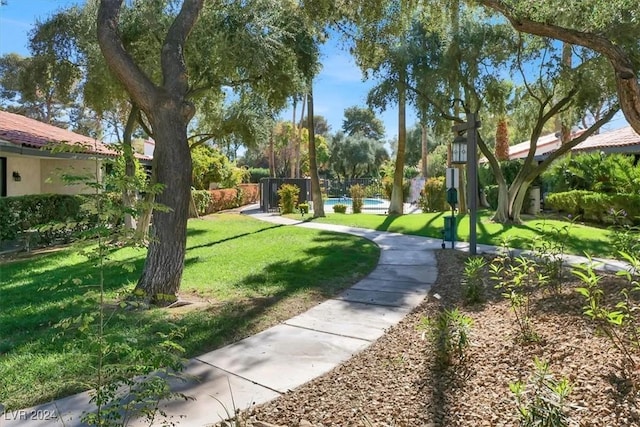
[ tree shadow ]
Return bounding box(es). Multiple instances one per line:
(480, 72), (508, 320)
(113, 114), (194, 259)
(186, 223), (284, 251)
(416, 211), (445, 236)
(1, 227), (380, 408)
(376, 214), (401, 231)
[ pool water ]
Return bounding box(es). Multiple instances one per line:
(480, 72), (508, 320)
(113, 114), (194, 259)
(324, 197), (387, 206)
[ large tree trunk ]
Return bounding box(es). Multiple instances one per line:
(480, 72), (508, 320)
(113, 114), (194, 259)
(492, 180), (510, 223)
(98, 0), (203, 302)
(135, 104), (192, 301)
(480, 0), (640, 136)
(510, 179), (533, 223)
(389, 68), (406, 215)
(307, 87), (325, 218)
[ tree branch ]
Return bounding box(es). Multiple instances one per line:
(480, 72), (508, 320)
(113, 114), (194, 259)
(479, 0), (640, 135)
(161, 0), (203, 98)
(97, 0), (157, 112)
(528, 106), (619, 181)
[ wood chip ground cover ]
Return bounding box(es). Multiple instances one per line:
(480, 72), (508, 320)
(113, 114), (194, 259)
(241, 250), (640, 427)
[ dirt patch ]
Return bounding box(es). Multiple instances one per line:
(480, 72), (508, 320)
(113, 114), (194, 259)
(242, 250), (640, 427)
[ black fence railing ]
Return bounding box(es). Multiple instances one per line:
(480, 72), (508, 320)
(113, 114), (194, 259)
(321, 178), (385, 199)
(260, 178), (311, 213)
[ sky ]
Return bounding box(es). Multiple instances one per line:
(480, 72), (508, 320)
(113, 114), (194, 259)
(0, 0), (415, 141)
(0, 1), (628, 141)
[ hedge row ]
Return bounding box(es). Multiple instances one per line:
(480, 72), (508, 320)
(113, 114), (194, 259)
(192, 184), (260, 216)
(0, 194), (100, 243)
(545, 190), (640, 225)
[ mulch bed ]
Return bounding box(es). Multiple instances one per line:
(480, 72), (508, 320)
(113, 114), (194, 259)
(237, 250), (640, 427)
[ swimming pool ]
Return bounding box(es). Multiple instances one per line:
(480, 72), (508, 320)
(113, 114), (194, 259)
(324, 197), (387, 207)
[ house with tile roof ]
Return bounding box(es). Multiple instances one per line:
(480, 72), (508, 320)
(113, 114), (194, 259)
(0, 111), (151, 197)
(494, 125), (640, 162)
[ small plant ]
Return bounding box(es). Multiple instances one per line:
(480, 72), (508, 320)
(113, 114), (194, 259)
(350, 184), (366, 214)
(298, 203), (309, 215)
(277, 184), (300, 214)
(462, 256), (487, 304)
(531, 217), (574, 293)
(333, 203), (347, 214)
(510, 357), (573, 427)
(608, 208), (640, 259)
(420, 307), (473, 366)
(491, 251), (546, 343)
(574, 253), (640, 374)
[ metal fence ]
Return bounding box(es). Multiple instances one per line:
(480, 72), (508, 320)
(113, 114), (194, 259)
(259, 177), (393, 213)
(259, 178), (311, 212)
(320, 178), (385, 199)
(321, 178), (389, 212)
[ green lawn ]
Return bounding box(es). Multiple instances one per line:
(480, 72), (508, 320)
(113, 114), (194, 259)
(0, 214), (379, 410)
(298, 210), (623, 257)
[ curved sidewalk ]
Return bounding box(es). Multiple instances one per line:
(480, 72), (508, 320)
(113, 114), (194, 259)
(3, 211), (443, 427)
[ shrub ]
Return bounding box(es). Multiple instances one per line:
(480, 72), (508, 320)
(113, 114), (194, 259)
(0, 194), (101, 244)
(350, 184), (366, 213)
(491, 250), (546, 343)
(546, 190), (640, 225)
(382, 176), (411, 202)
(207, 189), (240, 213)
(574, 253), (640, 374)
(403, 165), (421, 179)
(419, 177), (446, 212)
(420, 308), (473, 366)
(237, 183), (259, 205)
(191, 190), (212, 216)
(333, 203), (347, 213)
(510, 357), (573, 427)
(462, 256), (487, 304)
(248, 167), (270, 183)
(298, 203), (309, 214)
(363, 182), (383, 198)
(542, 152), (640, 194)
(277, 184), (300, 214)
(484, 185), (499, 210)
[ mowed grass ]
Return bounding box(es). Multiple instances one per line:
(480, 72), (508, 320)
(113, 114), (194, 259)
(0, 214), (379, 409)
(300, 210), (622, 257)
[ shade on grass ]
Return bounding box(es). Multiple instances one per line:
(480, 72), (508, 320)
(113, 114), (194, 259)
(303, 210), (622, 257)
(0, 214), (379, 409)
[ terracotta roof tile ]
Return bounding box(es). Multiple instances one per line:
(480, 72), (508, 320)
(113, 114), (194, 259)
(0, 110), (119, 156)
(573, 126), (640, 151)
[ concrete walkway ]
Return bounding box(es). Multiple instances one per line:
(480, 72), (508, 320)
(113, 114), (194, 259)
(3, 207), (632, 426)
(3, 209), (443, 427)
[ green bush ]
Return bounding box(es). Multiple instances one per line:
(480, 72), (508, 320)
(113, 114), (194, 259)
(350, 184), (366, 214)
(382, 177), (411, 202)
(0, 194), (102, 244)
(248, 167), (270, 183)
(419, 177), (446, 212)
(333, 203), (347, 213)
(191, 190), (212, 216)
(542, 152), (640, 194)
(298, 203), (309, 214)
(484, 185), (499, 210)
(545, 190), (640, 225)
(277, 184), (300, 214)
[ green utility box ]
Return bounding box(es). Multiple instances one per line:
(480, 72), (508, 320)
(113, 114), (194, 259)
(443, 216), (456, 241)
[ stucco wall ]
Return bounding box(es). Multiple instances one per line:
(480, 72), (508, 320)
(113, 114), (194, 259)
(40, 158), (102, 195)
(6, 155), (41, 196)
